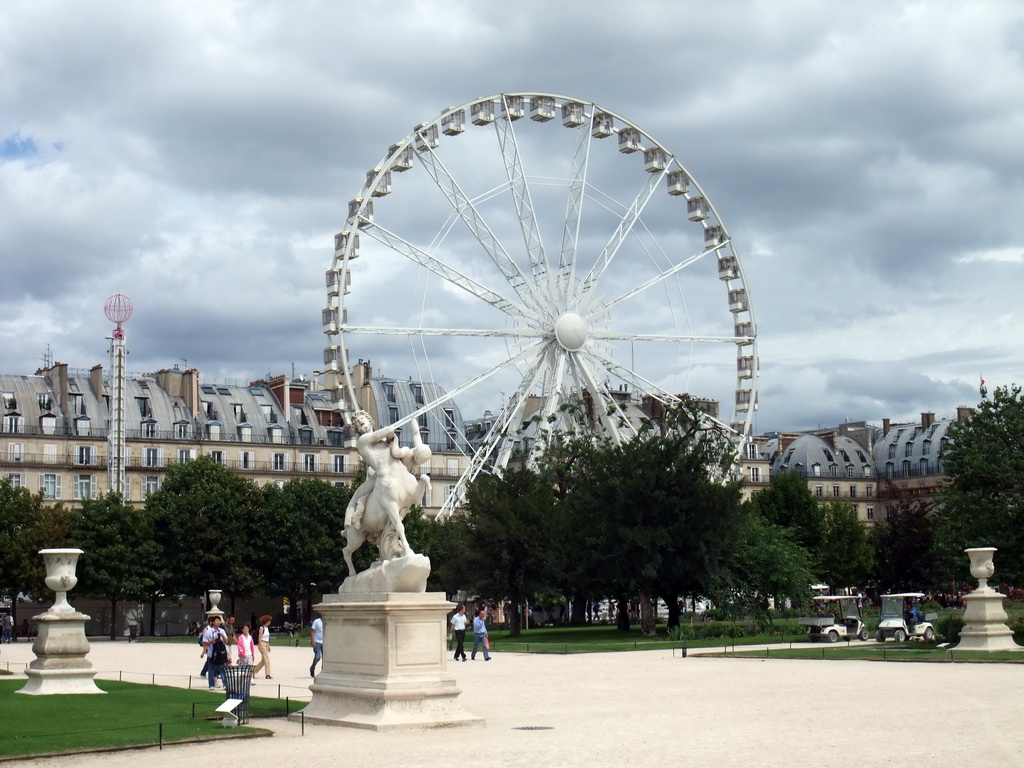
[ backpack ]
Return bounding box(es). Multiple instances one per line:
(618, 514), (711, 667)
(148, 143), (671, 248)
(210, 634), (228, 665)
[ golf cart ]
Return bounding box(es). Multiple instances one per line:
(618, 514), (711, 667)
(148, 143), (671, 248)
(798, 596), (869, 643)
(875, 592), (937, 643)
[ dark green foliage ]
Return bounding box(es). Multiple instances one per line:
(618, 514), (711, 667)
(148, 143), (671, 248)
(71, 493), (160, 638)
(936, 385), (1024, 584)
(749, 470), (825, 572)
(258, 477), (351, 603)
(818, 500), (874, 588)
(146, 456), (263, 600)
(872, 486), (942, 592)
(0, 479), (72, 610)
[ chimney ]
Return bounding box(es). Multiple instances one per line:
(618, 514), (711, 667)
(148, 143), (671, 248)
(882, 418), (891, 437)
(921, 412), (934, 430)
(956, 406), (974, 422)
(89, 364), (105, 398)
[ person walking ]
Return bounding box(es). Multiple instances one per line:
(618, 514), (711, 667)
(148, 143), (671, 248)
(252, 615), (273, 679)
(223, 615), (237, 664)
(471, 607), (491, 661)
(1, 612), (13, 644)
(236, 623), (255, 665)
(309, 613), (324, 678)
(449, 604), (468, 662)
(201, 616), (229, 690)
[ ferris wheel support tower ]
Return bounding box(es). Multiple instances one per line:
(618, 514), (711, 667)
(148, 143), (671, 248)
(104, 294), (133, 499)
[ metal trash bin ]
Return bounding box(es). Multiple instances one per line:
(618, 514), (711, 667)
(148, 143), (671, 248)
(221, 665), (254, 724)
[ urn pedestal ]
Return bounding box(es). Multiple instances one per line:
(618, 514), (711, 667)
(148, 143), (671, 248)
(17, 548), (105, 695)
(291, 592), (482, 731)
(954, 547), (1022, 653)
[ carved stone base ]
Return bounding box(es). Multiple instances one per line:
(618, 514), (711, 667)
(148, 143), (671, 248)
(291, 592), (483, 731)
(339, 553), (431, 594)
(953, 587), (1023, 652)
(17, 611), (105, 695)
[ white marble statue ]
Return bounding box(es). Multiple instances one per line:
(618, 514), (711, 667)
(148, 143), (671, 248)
(341, 410), (432, 587)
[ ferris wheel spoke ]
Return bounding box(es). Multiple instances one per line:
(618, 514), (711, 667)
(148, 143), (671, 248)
(494, 100), (555, 303)
(557, 123), (593, 308)
(343, 325), (545, 339)
(387, 340), (547, 432)
(586, 242), (726, 322)
(589, 331), (739, 344)
(415, 145), (546, 311)
(575, 167), (668, 312)
(360, 222), (543, 325)
(585, 346), (681, 405)
(438, 350), (552, 519)
(573, 355), (624, 445)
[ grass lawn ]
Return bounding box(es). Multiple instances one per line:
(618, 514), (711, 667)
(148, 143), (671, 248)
(485, 623), (802, 653)
(0, 679), (288, 759)
(714, 644), (1024, 663)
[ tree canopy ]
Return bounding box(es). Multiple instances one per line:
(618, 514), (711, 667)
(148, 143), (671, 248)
(936, 385), (1024, 584)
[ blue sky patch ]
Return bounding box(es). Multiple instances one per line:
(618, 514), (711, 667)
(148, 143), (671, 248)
(1, 133), (40, 160)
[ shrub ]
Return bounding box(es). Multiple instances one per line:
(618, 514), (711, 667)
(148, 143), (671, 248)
(936, 615), (965, 643)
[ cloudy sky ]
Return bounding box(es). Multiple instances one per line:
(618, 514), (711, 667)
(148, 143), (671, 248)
(2, 0), (1022, 435)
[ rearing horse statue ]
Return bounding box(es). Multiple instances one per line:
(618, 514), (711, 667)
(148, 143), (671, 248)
(342, 410), (432, 579)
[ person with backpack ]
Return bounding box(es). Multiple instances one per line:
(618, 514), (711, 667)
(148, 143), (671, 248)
(201, 616), (229, 690)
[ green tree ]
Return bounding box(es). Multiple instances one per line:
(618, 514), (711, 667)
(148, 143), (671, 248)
(258, 477), (350, 613)
(718, 507), (814, 625)
(442, 466), (560, 637)
(749, 471), (825, 575)
(562, 401), (743, 636)
(818, 500), (873, 589)
(872, 490), (941, 593)
(71, 492), (160, 639)
(0, 479), (72, 622)
(147, 456), (263, 606)
(936, 385), (1024, 584)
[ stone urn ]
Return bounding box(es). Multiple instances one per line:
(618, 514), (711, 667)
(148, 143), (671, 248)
(207, 589), (224, 618)
(40, 548), (83, 613)
(965, 547), (997, 590)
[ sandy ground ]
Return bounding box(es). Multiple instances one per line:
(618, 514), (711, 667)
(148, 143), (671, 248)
(2, 636), (1024, 767)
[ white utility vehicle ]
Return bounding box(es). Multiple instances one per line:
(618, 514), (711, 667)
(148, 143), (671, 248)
(876, 592), (937, 643)
(798, 595), (869, 643)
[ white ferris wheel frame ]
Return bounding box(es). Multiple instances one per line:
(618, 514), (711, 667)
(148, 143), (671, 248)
(321, 92), (759, 518)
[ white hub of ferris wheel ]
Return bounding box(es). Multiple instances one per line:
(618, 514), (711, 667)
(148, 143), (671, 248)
(322, 93), (759, 518)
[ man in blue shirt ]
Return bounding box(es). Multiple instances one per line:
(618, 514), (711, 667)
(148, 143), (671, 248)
(471, 608), (491, 661)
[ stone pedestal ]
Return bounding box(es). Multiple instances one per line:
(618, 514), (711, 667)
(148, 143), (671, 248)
(17, 611), (105, 695)
(291, 592), (482, 731)
(954, 587), (1022, 652)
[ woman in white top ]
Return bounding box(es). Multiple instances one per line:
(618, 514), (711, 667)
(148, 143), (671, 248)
(252, 615), (273, 679)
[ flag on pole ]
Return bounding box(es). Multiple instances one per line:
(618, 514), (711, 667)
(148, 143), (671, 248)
(980, 375), (988, 398)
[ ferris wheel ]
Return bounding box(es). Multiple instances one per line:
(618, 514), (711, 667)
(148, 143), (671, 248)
(321, 92), (758, 517)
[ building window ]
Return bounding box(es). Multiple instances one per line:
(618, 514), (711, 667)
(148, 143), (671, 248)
(206, 423), (221, 440)
(388, 406), (399, 424)
(273, 453), (286, 471)
(8, 443), (24, 462)
(239, 451), (254, 469)
(136, 397), (152, 418)
(175, 421), (190, 439)
(748, 466), (761, 483)
(69, 393), (85, 416)
(922, 439), (931, 455)
(863, 465), (871, 477)
(4, 472), (23, 488)
(888, 444), (896, 459)
(383, 382), (396, 403)
(443, 408), (456, 430)
(866, 506), (874, 521)
(411, 383), (424, 405)
(327, 430), (343, 446)
(269, 425), (284, 444)
(811, 463), (821, 477)
(904, 443), (913, 458)
(210, 450), (224, 464)
(145, 448), (160, 467)
(745, 443), (758, 460)
(143, 476), (161, 498)
(76, 474), (96, 500)
(846, 465), (855, 478)
(75, 446), (94, 465)
(238, 424), (253, 442)
(41, 473), (61, 499)
(332, 455), (346, 473)
(829, 465), (838, 477)
(849, 485), (857, 498)
(3, 414), (23, 433)
(866, 486), (874, 498)
(302, 454), (317, 472)
(814, 485), (823, 498)
(2, 391), (15, 409)
(832, 485), (840, 498)
(902, 460), (911, 476)
(142, 420), (157, 438)
(446, 431), (457, 451)
(177, 449), (194, 464)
